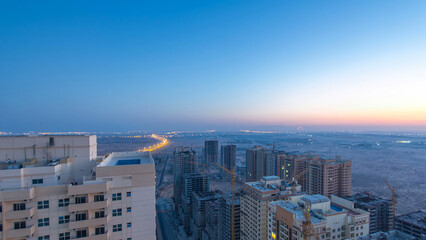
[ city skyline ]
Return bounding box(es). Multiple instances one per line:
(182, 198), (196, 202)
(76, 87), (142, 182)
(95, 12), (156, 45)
(1, 1), (426, 132)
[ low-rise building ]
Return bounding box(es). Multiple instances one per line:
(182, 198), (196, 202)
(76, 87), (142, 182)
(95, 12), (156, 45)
(395, 210), (426, 240)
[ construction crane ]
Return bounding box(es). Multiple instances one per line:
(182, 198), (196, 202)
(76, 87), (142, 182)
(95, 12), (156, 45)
(384, 179), (397, 224)
(290, 168), (309, 195)
(216, 163), (236, 240)
(302, 203), (321, 240)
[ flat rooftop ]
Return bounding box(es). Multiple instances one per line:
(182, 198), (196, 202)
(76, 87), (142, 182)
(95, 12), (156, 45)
(99, 151), (154, 167)
(246, 181), (280, 192)
(396, 210), (426, 229)
(344, 193), (392, 208)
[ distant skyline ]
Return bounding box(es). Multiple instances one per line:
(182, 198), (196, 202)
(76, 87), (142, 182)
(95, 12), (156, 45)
(1, 1), (426, 132)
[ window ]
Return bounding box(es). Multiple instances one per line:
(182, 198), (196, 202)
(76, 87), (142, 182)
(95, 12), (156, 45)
(94, 195), (104, 202)
(0, 224), (2, 231)
(95, 227), (105, 235)
(38, 200), (49, 209)
(38, 235), (50, 240)
(112, 193), (122, 201)
(76, 213), (87, 221)
(59, 232), (70, 240)
(126, 192), (131, 197)
(75, 196), (87, 204)
(127, 207), (132, 213)
(59, 215), (70, 224)
(13, 203), (26, 211)
(58, 198), (70, 207)
(38, 218), (49, 227)
(49, 137), (55, 146)
(76, 229), (87, 238)
(127, 222), (132, 228)
(95, 211), (105, 219)
(32, 179), (43, 184)
(14, 221), (26, 229)
(112, 208), (122, 216)
(113, 224), (122, 232)
(127, 238), (132, 240)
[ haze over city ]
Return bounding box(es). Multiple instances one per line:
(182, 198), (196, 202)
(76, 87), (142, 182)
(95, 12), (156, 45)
(1, 0), (426, 132)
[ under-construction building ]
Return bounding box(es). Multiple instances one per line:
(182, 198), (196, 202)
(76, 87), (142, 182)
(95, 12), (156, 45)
(395, 210), (426, 240)
(218, 193), (241, 240)
(173, 148), (196, 210)
(179, 173), (210, 234)
(246, 146), (286, 181)
(344, 192), (394, 233)
(190, 191), (220, 240)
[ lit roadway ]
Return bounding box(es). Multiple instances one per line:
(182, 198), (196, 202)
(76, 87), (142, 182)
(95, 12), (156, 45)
(138, 134), (168, 152)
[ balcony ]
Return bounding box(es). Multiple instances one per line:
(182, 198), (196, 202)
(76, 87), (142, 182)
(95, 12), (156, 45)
(72, 232), (109, 240)
(69, 216), (107, 229)
(68, 201), (108, 212)
(0, 188), (35, 202)
(5, 207), (35, 220)
(6, 225), (36, 238)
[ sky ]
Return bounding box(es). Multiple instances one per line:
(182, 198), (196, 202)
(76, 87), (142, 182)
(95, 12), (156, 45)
(1, 0), (426, 132)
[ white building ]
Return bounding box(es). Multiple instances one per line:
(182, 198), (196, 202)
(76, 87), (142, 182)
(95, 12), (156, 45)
(0, 135), (156, 240)
(267, 195), (370, 240)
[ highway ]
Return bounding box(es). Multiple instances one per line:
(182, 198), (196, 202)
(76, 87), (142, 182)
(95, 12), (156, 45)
(138, 134), (168, 152)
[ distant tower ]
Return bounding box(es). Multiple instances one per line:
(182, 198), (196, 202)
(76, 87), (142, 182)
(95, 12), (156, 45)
(173, 148), (196, 211)
(221, 144), (236, 171)
(204, 140), (218, 165)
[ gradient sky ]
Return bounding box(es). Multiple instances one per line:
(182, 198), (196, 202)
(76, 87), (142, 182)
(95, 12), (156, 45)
(1, 0), (426, 132)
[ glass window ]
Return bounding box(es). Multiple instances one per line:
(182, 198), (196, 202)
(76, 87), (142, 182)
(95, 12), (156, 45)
(94, 195), (104, 202)
(32, 179), (43, 184)
(75, 196), (87, 204)
(38, 200), (49, 209)
(113, 224), (122, 232)
(38, 235), (50, 240)
(127, 222), (132, 228)
(59, 232), (70, 240)
(76, 213), (87, 221)
(95, 211), (105, 219)
(76, 229), (87, 238)
(14, 221), (26, 229)
(38, 218), (50, 227)
(13, 203), (26, 211)
(95, 227), (105, 235)
(127, 207), (131, 212)
(126, 192), (131, 197)
(58, 198), (70, 207)
(59, 215), (70, 224)
(112, 193), (122, 201)
(112, 208), (122, 217)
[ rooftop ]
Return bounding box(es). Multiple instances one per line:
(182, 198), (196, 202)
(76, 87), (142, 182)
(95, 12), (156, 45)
(344, 192), (392, 208)
(99, 151), (154, 167)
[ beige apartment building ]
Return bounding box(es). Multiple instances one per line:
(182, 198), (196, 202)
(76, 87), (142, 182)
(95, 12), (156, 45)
(267, 195), (370, 240)
(0, 135), (156, 240)
(240, 176), (299, 240)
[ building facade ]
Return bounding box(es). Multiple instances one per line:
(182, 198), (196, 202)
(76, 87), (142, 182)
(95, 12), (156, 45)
(205, 140), (218, 165)
(246, 146), (285, 182)
(268, 195), (370, 240)
(173, 148), (196, 210)
(395, 210), (426, 240)
(221, 144), (236, 172)
(0, 135), (156, 240)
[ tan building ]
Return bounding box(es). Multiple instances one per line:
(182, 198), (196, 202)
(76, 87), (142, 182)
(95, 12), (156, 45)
(0, 135), (156, 240)
(303, 157), (352, 197)
(268, 195), (370, 240)
(240, 176), (297, 240)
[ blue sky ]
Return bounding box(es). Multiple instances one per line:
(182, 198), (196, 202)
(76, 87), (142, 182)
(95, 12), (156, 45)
(1, 0), (426, 132)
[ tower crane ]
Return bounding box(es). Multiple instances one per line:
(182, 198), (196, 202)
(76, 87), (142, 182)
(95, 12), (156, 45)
(184, 160), (208, 192)
(216, 163), (236, 240)
(384, 179), (397, 227)
(290, 168), (309, 195)
(303, 203), (321, 240)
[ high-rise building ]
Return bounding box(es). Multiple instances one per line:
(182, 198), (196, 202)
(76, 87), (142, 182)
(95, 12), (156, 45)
(0, 135), (156, 240)
(268, 195), (370, 240)
(395, 210), (426, 240)
(303, 157), (352, 197)
(240, 176), (291, 240)
(190, 191), (220, 240)
(173, 148), (196, 210)
(221, 144), (236, 171)
(204, 200), (219, 240)
(246, 146), (285, 181)
(179, 173), (210, 234)
(205, 140), (219, 165)
(279, 153), (319, 182)
(218, 194), (241, 240)
(344, 192), (394, 233)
